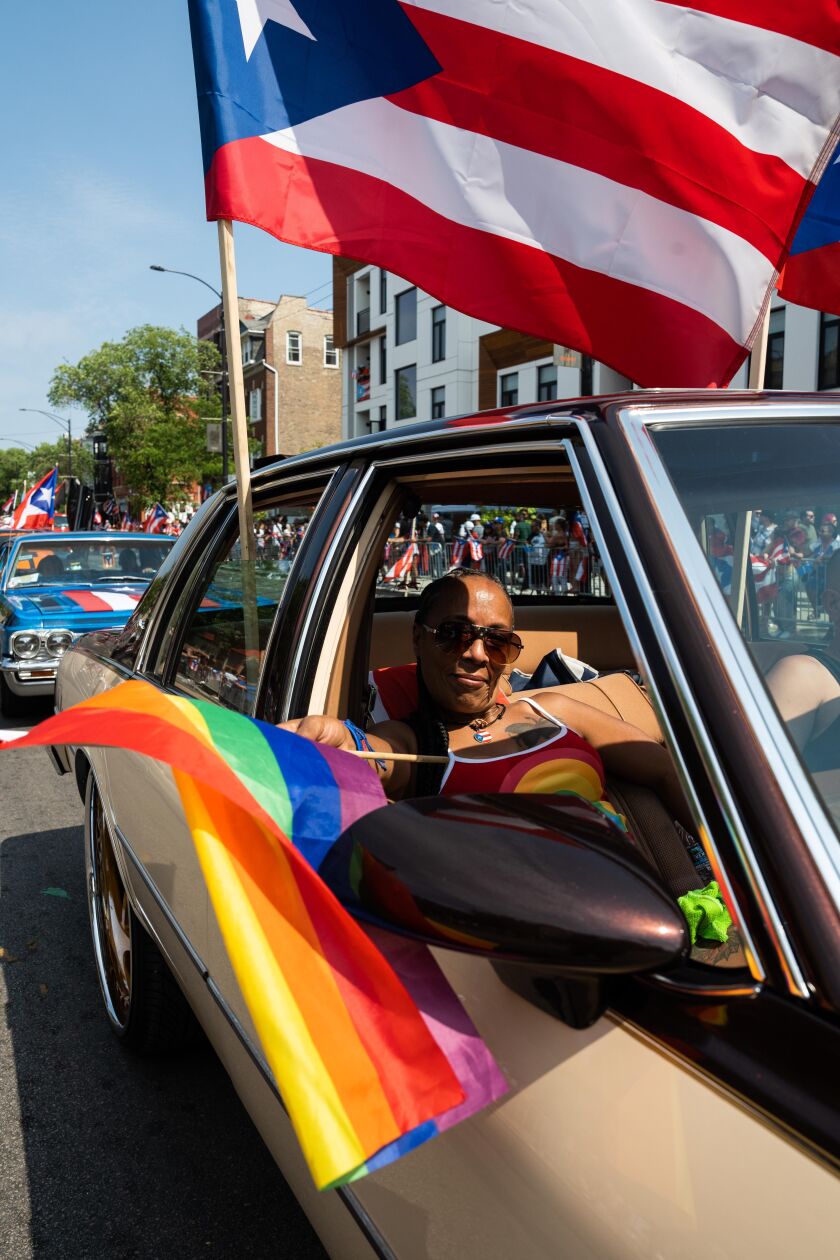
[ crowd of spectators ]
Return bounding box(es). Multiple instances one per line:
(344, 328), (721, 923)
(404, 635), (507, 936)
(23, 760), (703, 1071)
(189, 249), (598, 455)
(380, 507), (600, 594)
(747, 507), (840, 633)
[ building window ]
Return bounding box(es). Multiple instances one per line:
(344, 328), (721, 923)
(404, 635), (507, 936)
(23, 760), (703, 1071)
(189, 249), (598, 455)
(286, 330), (302, 364)
(248, 386), (262, 421)
(764, 307), (785, 389)
(580, 354), (593, 396)
(379, 268), (387, 314)
(379, 335), (387, 385)
(395, 365), (417, 420)
(499, 372), (519, 407)
(395, 288), (417, 345)
(241, 336), (256, 365)
(378, 404), (387, 431)
(324, 335), (338, 368)
(431, 385), (446, 420)
(537, 363), (558, 401)
(819, 313), (839, 391)
(431, 305), (446, 363)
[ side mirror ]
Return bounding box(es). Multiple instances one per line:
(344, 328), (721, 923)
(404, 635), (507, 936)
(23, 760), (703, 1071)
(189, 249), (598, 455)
(322, 793), (688, 977)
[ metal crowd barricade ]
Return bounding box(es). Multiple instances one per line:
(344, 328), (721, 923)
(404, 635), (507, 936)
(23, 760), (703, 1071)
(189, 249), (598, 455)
(378, 539), (609, 596)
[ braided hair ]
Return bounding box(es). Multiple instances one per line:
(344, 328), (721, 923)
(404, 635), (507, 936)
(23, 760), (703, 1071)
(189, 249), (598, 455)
(408, 569), (513, 796)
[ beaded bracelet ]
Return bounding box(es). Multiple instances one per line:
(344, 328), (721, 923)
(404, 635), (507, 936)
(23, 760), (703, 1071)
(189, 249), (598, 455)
(341, 719), (387, 772)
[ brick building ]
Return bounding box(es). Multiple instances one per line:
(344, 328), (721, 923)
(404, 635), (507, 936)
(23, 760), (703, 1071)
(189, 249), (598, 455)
(197, 295), (342, 458)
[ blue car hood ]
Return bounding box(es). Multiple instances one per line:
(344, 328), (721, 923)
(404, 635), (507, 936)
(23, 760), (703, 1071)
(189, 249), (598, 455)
(4, 585), (144, 627)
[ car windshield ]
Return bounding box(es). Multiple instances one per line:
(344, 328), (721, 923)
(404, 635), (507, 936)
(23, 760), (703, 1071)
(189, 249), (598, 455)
(652, 418), (840, 833)
(7, 537), (175, 588)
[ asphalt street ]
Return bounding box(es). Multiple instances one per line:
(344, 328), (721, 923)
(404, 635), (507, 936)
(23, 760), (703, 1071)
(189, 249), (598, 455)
(0, 703), (328, 1260)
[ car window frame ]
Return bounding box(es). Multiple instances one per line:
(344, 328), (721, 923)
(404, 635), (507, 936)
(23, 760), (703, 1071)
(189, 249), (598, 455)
(273, 437), (593, 721)
(149, 468), (347, 717)
(276, 429), (807, 1000)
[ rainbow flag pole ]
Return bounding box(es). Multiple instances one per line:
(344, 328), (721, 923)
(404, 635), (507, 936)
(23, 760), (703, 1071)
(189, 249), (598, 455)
(4, 681), (507, 1188)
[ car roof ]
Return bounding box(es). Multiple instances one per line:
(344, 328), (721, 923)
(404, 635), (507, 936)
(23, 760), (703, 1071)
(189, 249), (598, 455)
(244, 387), (839, 489)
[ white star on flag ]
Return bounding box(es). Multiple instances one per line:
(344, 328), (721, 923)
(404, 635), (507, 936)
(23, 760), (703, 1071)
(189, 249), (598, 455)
(235, 0), (315, 60)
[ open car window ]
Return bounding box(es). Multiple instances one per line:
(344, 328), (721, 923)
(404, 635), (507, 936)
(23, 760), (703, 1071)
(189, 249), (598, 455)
(651, 420), (840, 841)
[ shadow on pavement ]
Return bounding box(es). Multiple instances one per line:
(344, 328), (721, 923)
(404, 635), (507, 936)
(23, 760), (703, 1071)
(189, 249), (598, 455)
(0, 816), (327, 1260)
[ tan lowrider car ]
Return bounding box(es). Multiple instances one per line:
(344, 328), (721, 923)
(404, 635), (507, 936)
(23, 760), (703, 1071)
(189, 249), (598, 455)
(52, 392), (840, 1259)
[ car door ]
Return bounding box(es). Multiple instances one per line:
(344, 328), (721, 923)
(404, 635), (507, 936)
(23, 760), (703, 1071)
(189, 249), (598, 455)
(101, 473), (339, 999)
(269, 432), (840, 1260)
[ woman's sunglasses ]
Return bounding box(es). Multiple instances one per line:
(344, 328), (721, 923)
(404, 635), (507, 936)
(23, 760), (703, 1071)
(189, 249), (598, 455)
(420, 620), (524, 665)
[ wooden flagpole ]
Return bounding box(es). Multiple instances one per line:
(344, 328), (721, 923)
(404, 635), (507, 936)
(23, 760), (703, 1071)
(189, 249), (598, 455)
(748, 304), (771, 390)
(217, 220), (260, 685)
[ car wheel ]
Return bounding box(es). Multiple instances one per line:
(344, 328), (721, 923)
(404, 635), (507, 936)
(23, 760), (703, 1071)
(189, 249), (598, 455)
(85, 772), (198, 1053)
(0, 673), (29, 718)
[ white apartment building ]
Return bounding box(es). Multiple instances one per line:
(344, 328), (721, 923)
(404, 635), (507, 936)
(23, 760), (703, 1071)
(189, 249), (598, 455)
(334, 260), (840, 440)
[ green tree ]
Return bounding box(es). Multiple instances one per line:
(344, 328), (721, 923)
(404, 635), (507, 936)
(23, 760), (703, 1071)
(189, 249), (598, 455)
(0, 439), (94, 513)
(48, 324), (224, 508)
(0, 448), (29, 505)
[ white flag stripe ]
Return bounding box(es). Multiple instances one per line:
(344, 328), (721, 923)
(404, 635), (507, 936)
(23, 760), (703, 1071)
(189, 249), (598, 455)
(266, 97), (769, 342)
(98, 593), (140, 612)
(403, 0), (837, 178)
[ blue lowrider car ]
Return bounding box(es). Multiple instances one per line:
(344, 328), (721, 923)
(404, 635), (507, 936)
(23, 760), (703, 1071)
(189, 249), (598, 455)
(0, 531), (174, 715)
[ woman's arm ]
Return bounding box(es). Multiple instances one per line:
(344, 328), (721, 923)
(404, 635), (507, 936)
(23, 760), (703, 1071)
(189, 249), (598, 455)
(277, 714), (418, 799)
(765, 653), (836, 752)
(534, 691), (694, 830)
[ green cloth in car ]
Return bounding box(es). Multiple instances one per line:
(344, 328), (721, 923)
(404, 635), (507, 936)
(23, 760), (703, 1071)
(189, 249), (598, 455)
(678, 881), (732, 946)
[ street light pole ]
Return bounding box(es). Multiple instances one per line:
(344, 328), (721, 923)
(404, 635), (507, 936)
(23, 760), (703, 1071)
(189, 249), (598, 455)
(19, 408), (72, 477)
(150, 264), (230, 480)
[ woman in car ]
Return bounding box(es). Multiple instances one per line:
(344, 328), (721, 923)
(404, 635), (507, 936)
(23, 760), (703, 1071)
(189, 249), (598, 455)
(281, 570), (691, 829)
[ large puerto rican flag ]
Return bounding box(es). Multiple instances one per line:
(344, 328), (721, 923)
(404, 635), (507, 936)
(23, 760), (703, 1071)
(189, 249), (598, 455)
(778, 139), (840, 317)
(189, 1), (840, 388)
(12, 468), (57, 530)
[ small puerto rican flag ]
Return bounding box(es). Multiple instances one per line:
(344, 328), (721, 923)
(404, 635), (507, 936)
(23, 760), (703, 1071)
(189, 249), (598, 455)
(497, 539), (515, 561)
(383, 541), (418, 583)
(450, 538), (467, 568)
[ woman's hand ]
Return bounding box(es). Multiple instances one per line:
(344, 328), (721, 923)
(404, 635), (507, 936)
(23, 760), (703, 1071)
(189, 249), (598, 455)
(277, 714), (356, 751)
(278, 714), (418, 800)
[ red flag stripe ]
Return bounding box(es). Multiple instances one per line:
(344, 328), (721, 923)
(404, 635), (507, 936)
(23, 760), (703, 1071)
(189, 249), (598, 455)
(61, 590), (141, 613)
(392, 7), (806, 262)
(209, 140), (743, 386)
(401, 0), (838, 176)
(655, 0), (840, 55)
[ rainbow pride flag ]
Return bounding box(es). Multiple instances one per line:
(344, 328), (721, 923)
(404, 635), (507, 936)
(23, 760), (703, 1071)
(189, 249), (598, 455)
(4, 681), (507, 1188)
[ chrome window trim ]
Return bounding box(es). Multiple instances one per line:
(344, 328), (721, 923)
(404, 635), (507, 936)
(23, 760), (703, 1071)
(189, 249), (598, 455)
(619, 404), (840, 912)
(622, 399), (840, 429)
(563, 434), (774, 990)
(367, 435), (575, 473)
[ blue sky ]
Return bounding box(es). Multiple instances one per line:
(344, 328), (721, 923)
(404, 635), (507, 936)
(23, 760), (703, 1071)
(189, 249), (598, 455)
(0, 0), (331, 450)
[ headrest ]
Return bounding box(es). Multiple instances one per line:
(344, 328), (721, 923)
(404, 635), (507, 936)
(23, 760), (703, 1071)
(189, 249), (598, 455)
(369, 663), (506, 723)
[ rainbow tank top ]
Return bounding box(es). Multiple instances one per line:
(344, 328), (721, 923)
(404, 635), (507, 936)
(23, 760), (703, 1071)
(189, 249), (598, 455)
(440, 696), (626, 831)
